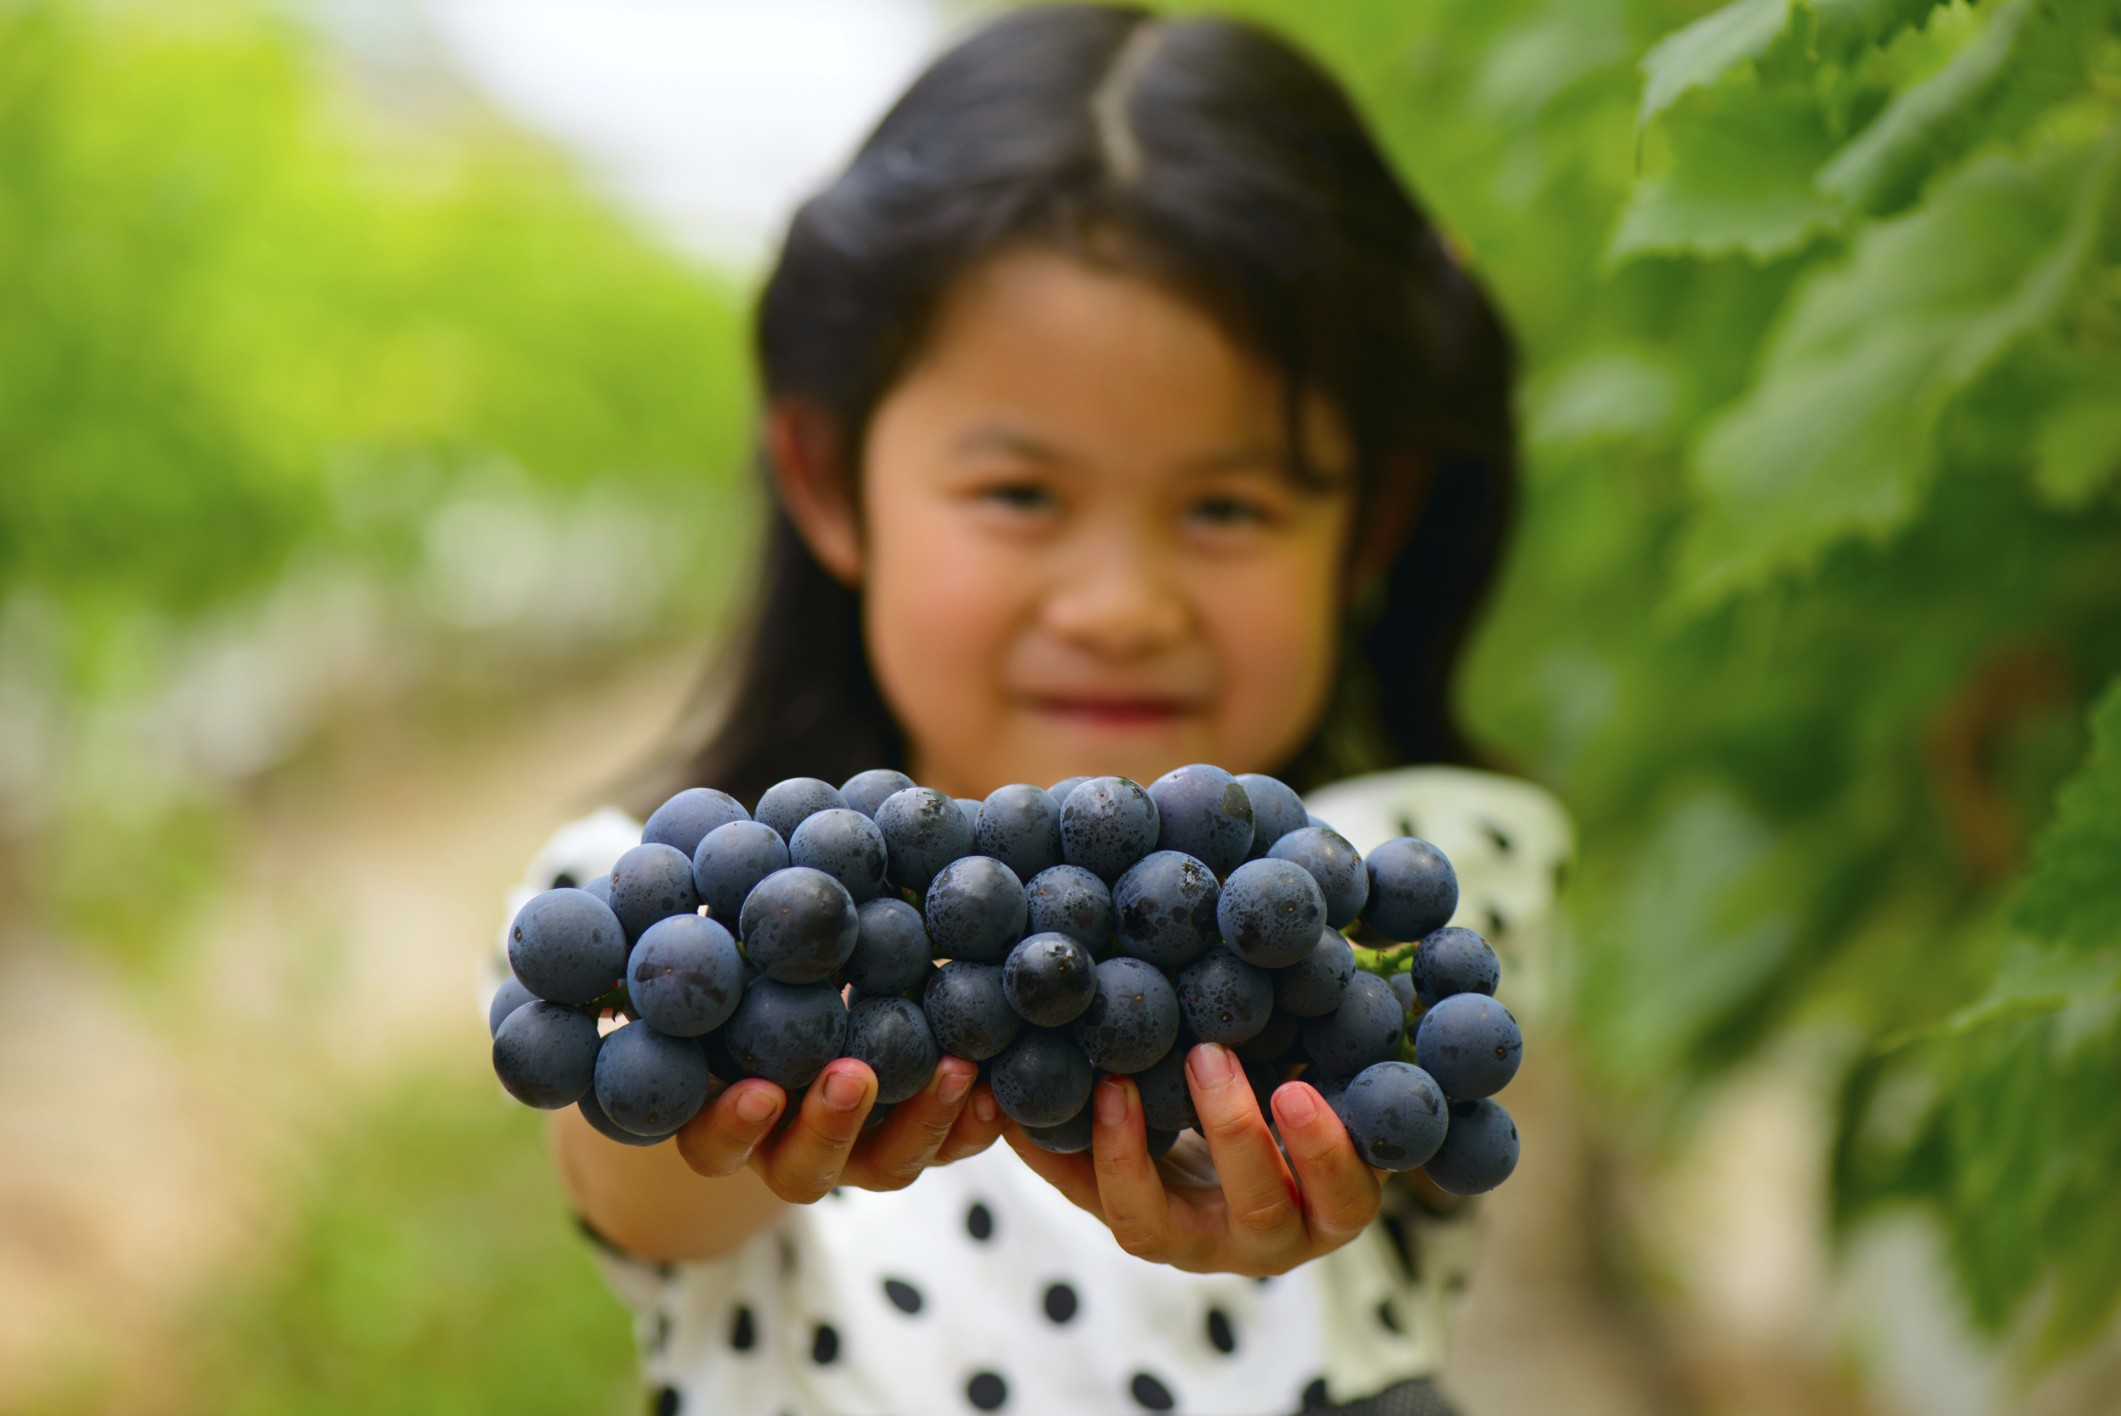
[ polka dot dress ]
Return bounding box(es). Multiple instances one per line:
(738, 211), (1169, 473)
(483, 769), (1571, 1416)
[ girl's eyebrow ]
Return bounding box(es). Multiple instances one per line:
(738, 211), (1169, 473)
(950, 421), (1300, 476)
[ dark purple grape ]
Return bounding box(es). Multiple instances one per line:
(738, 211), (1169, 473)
(582, 873), (614, 907)
(628, 913), (745, 1036)
(508, 888), (628, 1005)
(1112, 850), (1219, 969)
(492, 1001), (600, 1108)
(723, 978), (849, 1089)
(1410, 926), (1500, 1007)
(1235, 773), (1308, 860)
(1389, 972), (1417, 1015)
(1134, 1043), (1199, 1131)
(1413, 993), (1521, 1100)
(1146, 1127), (1180, 1159)
(739, 866), (859, 984)
(1175, 948), (1273, 1046)
(593, 1019), (713, 1135)
(875, 787), (975, 891)
(990, 1026), (1095, 1127)
(1023, 864), (1113, 951)
(692, 820), (789, 926)
(975, 783), (1064, 882)
(1338, 1060), (1448, 1171)
(608, 842), (702, 943)
(488, 976), (536, 1037)
(1274, 928), (1357, 1017)
(1147, 764), (1253, 877)
(1267, 827), (1369, 930)
(1424, 1098), (1519, 1194)
(1048, 775), (1089, 806)
(1300, 971), (1405, 1076)
(788, 807), (889, 903)
(841, 897), (933, 996)
(839, 768), (916, 819)
(753, 777), (848, 842)
(1024, 1102), (1094, 1153)
(1071, 956), (1180, 1074)
(1310, 1072), (1351, 1121)
(1058, 776), (1159, 884)
(642, 787), (749, 858)
(1234, 1008), (1302, 1064)
(1216, 857), (1327, 968)
(842, 996), (940, 1104)
(1001, 931), (1097, 1026)
(924, 856), (1026, 964)
(576, 1086), (678, 1147)
(923, 960), (1021, 1060)
(1361, 837), (1459, 943)
(954, 797), (982, 833)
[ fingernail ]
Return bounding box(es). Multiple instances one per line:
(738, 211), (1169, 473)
(1188, 1042), (1238, 1089)
(938, 1066), (973, 1107)
(736, 1088), (779, 1125)
(1273, 1084), (1319, 1127)
(1096, 1080), (1127, 1126)
(973, 1091), (998, 1123)
(822, 1069), (867, 1112)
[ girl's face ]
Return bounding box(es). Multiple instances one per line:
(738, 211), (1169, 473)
(837, 248), (1358, 798)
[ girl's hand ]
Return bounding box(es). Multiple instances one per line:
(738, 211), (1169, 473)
(1005, 1042), (1381, 1278)
(674, 1054), (1005, 1203)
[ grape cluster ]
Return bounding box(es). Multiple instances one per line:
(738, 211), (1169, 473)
(490, 765), (1524, 1194)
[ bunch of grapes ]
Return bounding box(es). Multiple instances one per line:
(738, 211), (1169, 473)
(490, 765), (1523, 1195)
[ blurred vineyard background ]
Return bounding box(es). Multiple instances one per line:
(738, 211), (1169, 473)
(1, 0), (2115, 1412)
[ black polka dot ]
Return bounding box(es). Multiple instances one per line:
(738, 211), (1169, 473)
(649, 1310), (672, 1355)
(728, 1305), (756, 1351)
(811, 1322), (840, 1364)
(1377, 1297), (1402, 1334)
(1254, 1273), (1273, 1286)
(648, 1386), (679, 1416)
(779, 1235), (799, 1274)
(1301, 1376), (1329, 1409)
(1205, 1307), (1236, 1354)
(1042, 1282), (1078, 1324)
(966, 1201), (994, 1241)
(1480, 820), (1512, 854)
(1446, 1272), (1469, 1293)
(552, 871), (579, 889)
(1484, 906), (1507, 937)
(1130, 1372), (1176, 1410)
(967, 1371), (1008, 1410)
(884, 1278), (923, 1314)
(1379, 1213), (1420, 1284)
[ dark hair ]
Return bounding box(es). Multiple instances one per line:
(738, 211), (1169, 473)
(635, 2), (1518, 812)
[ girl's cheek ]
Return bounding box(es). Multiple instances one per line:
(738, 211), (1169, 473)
(1199, 549), (1341, 771)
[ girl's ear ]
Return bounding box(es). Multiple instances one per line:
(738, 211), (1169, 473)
(767, 398), (863, 586)
(1350, 450), (1430, 600)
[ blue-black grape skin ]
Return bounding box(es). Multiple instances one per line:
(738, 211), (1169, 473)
(1001, 932), (1098, 1027)
(628, 913), (746, 1036)
(1175, 948), (1274, 1046)
(1266, 827), (1370, 930)
(1301, 971), (1407, 1077)
(841, 996), (941, 1105)
(841, 897), (934, 995)
(874, 787), (975, 891)
(1338, 1061), (1449, 1172)
(1024, 1102), (1094, 1153)
(924, 856), (1027, 965)
(1216, 858), (1328, 968)
(1071, 956), (1181, 1074)
(692, 820), (790, 926)
(787, 807), (889, 904)
(922, 961), (1022, 1061)
(1112, 850), (1221, 969)
(1147, 764), (1254, 877)
(1146, 1126), (1180, 1159)
(642, 787), (749, 859)
(1022, 864), (1113, 951)
(492, 1001), (601, 1108)
(839, 768), (916, 820)
(1133, 1043), (1200, 1131)
(1235, 1008), (1303, 1064)
(576, 1086), (678, 1147)
(1058, 776), (1160, 884)
(954, 797), (982, 833)
(975, 783), (1064, 883)
(608, 843), (702, 943)
(753, 777), (849, 843)
(488, 975), (536, 1037)
(593, 1019), (713, 1135)
(1048, 775), (1090, 808)
(1275, 929), (1357, 1017)
(989, 1026), (1096, 1127)
(1423, 1098), (1519, 1194)
(1310, 1072), (1351, 1123)
(1235, 773), (1309, 860)
(724, 978), (849, 1089)
(508, 888), (629, 1005)
(1414, 993), (1522, 1100)
(1361, 837), (1460, 943)
(1410, 926), (1500, 1007)
(1389, 973), (1418, 1016)
(739, 866), (860, 984)
(582, 874), (614, 907)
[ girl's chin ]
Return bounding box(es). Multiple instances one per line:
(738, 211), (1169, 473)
(1015, 707), (1211, 772)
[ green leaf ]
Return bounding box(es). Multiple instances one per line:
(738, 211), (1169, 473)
(2031, 384), (2121, 509)
(1609, 86), (1841, 261)
(1883, 939), (2121, 1045)
(1807, 0), (1950, 48)
(1637, 0), (1791, 130)
(2015, 677), (2121, 955)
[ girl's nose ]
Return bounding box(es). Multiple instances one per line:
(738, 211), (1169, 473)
(1040, 546), (1192, 661)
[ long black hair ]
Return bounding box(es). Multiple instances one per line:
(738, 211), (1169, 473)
(635, 2), (1518, 812)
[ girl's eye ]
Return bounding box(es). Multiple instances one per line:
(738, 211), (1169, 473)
(980, 482), (1058, 513)
(1188, 494), (1272, 527)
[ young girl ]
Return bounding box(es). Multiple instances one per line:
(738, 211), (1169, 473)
(491, 5), (1570, 1412)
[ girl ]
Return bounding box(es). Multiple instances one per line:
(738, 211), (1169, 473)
(493, 5), (1571, 1412)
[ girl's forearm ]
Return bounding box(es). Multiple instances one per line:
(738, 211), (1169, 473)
(548, 1108), (790, 1264)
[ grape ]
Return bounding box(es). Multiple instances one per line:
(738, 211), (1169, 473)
(692, 820), (789, 925)
(628, 913), (745, 1036)
(1389, 972), (1417, 1015)
(841, 897), (933, 995)
(1361, 837), (1459, 942)
(839, 768), (916, 819)
(990, 1026), (1096, 1127)
(699, 1025), (738, 1081)
(593, 1019), (713, 1135)
(841, 996), (941, 1104)
(1047, 775), (1089, 806)
(739, 866), (860, 984)
(1266, 827), (1369, 930)
(1424, 1098), (1519, 1194)
(582, 873), (614, 907)
(1146, 1127), (1180, 1159)
(576, 1087), (677, 1147)
(1175, 948), (1274, 1046)
(924, 856), (1026, 964)
(723, 978), (849, 1089)
(1134, 1043), (1199, 1131)
(954, 797), (982, 832)
(788, 807), (889, 903)
(875, 787), (974, 891)
(608, 842), (702, 942)
(492, 1001), (600, 1108)
(1413, 993), (1521, 1100)
(1001, 931), (1097, 1026)
(1301, 971), (1405, 1076)
(642, 787), (749, 858)
(1310, 1071), (1351, 1120)
(1147, 764), (1253, 877)
(1274, 928), (1357, 1017)
(1409, 926), (1499, 1007)
(1058, 775), (1159, 884)
(1111, 850), (1220, 969)
(1024, 1102), (1094, 1154)
(1235, 1008), (1302, 1064)
(753, 777), (849, 842)
(488, 975), (536, 1037)
(862, 1100), (897, 1132)
(922, 960), (1021, 1061)
(1071, 956), (1180, 1073)
(507, 888), (628, 1005)
(1022, 864), (1113, 951)
(1235, 773), (1308, 859)
(975, 783), (1064, 882)
(1337, 1060), (1448, 1172)
(1216, 857), (1327, 968)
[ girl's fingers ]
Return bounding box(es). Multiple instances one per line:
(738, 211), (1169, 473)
(1002, 1122), (1106, 1221)
(751, 1060), (877, 1203)
(675, 1079), (786, 1178)
(1185, 1043), (1302, 1252)
(1271, 1081), (1381, 1245)
(1086, 1075), (1179, 1263)
(849, 1055), (980, 1189)
(933, 1085), (1005, 1166)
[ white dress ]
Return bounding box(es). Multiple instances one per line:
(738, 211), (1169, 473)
(484, 768), (1571, 1416)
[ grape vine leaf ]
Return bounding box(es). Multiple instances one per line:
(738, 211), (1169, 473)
(2031, 385), (2121, 510)
(2013, 677), (2121, 956)
(1807, 0), (1951, 48)
(1637, 0), (1790, 129)
(1609, 86), (1840, 261)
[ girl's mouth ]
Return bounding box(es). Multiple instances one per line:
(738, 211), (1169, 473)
(1025, 694), (1203, 728)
